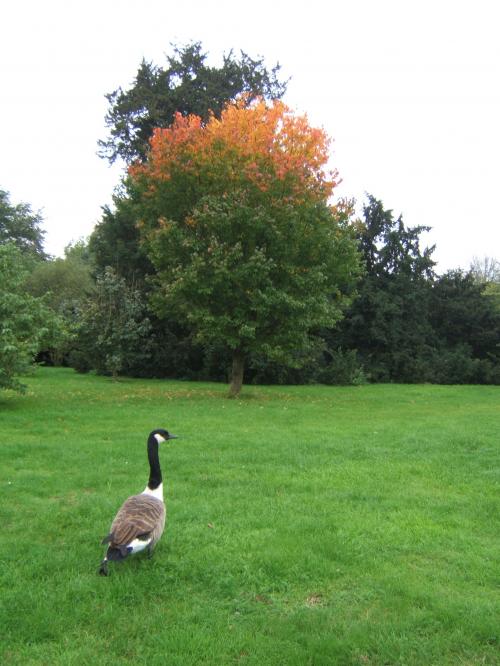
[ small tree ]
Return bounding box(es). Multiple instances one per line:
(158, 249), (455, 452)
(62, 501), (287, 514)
(23, 240), (94, 365)
(72, 268), (152, 377)
(0, 189), (47, 261)
(470, 256), (500, 314)
(25, 240), (94, 313)
(0, 244), (61, 392)
(470, 256), (500, 284)
(130, 98), (361, 396)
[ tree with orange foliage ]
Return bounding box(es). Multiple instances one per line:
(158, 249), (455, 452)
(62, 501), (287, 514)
(129, 98), (361, 396)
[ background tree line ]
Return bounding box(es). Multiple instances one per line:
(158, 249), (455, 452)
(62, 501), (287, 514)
(3, 186), (499, 391)
(2, 43), (499, 392)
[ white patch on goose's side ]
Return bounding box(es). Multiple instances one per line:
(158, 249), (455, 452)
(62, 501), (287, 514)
(127, 537), (153, 555)
(142, 482), (164, 501)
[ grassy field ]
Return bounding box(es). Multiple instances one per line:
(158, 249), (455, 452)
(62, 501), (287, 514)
(0, 367), (499, 665)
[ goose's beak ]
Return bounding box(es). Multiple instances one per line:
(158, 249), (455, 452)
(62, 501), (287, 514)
(167, 434), (178, 440)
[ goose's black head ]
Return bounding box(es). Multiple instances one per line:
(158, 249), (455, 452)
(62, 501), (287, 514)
(149, 428), (178, 444)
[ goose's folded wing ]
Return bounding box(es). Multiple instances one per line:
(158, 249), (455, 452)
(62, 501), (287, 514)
(108, 494), (165, 546)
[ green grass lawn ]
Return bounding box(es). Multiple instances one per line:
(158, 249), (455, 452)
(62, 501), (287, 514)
(0, 368), (499, 665)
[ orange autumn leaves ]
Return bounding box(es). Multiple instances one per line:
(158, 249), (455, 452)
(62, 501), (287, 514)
(129, 97), (339, 203)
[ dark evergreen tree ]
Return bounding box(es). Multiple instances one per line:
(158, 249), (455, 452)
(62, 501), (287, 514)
(330, 195), (437, 382)
(98, 42), (288, 165)
(88, 195), (153, 284)
(429, 270), (500, 383)
(325, 196), (500, 385)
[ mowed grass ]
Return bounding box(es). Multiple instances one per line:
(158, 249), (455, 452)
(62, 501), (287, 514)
(0, 368), (499, 665)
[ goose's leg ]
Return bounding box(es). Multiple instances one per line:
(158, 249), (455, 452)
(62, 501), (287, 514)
(99, 558), (109, 576)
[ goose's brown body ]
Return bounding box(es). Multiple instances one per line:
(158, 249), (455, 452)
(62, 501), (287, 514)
(104, 493), (165, 555)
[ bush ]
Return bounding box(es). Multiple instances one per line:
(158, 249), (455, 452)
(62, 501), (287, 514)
(67, 350), (92, 374)
(70, 268), (152, 377)
(319, 348), (367, 386)
(0, 243), (63, 392)
(431, 345), (500, 385)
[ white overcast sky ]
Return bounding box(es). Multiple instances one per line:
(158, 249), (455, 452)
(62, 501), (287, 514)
(1, 0), (498, 271)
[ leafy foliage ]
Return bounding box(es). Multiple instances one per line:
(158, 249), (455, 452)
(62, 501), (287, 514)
(429, 270), (500, 383)
(0, 244), (62, 391)
(151, 193), (354, 353)
(0, 188), (46, 260)
(72, 268), (152, 377)
(470, 256), (500, 314)
(25, 240), (94, 313)
(130, 97), (338, 204)
(89, 197), (153, 284)
(22, 241), (94, 365)
(98, 42), (288, 165)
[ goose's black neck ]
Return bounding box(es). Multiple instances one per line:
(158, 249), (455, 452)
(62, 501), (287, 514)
(147, 434), (162, 490)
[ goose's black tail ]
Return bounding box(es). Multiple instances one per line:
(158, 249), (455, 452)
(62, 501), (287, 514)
(99, 535), (132, 576)
(106, 545), (133, 561)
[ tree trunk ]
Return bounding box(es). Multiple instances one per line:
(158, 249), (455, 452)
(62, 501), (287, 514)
(229, 349), (245, 398)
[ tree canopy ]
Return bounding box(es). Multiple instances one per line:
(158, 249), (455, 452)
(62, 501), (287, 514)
(71, 267), (152, 377)
(89, 197), (154, 284)
(25, 240), (94, 314)
(92, 43), (289, 285)
(332, 195), (437, 380)
(327, 196), (500, 384)
(0, 189), (46, 260)
(128, 98), (360, 395)
(0, 243), (62, 391)
(98, 42), (288, 165)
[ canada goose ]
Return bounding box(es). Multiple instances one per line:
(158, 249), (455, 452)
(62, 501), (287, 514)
(99, 428), (177, 576)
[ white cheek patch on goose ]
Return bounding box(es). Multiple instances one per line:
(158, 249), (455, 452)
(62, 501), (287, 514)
(154, 433), (167, 444)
